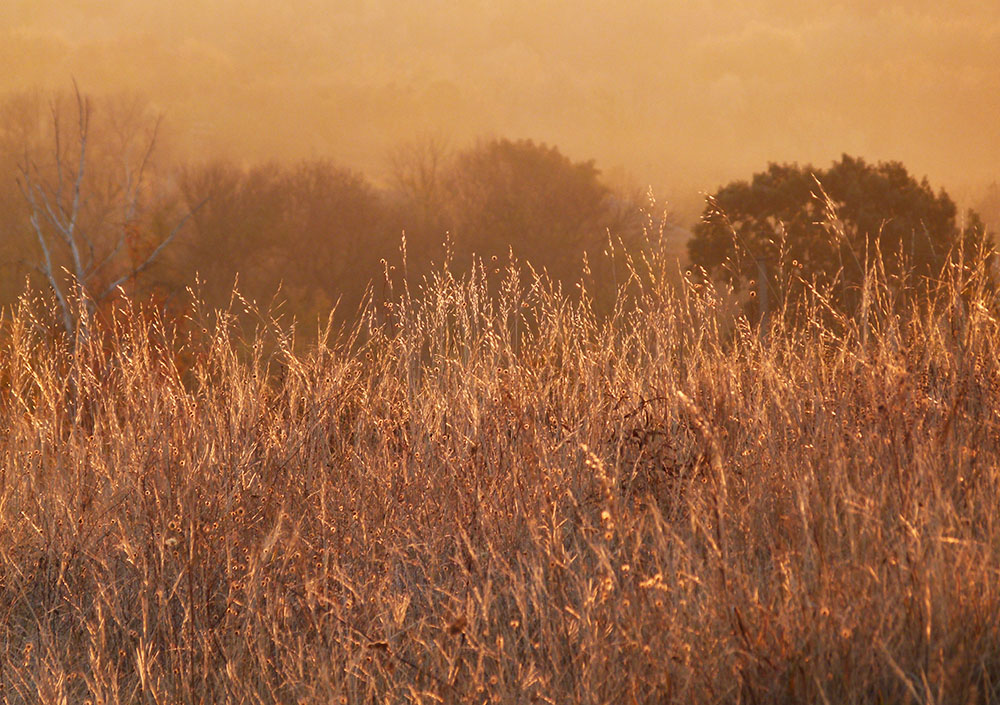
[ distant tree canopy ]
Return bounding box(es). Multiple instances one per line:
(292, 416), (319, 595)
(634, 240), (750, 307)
(175, 159), (388, 317)
(974, 181), (1000, 237)
(688, 154), (991, 316)
(0, 88), (643, 335)
(445, 138), (624, 282)
(389, 137), (638, 286)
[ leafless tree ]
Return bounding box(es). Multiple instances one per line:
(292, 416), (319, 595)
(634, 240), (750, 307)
(14, 83), (204, 339)
(388, 134), (451, 228)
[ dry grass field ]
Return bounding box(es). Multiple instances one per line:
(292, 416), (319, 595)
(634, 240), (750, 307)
(1, 237), (999, 704)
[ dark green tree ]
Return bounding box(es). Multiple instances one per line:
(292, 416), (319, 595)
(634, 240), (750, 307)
(688, 154), (991, 317)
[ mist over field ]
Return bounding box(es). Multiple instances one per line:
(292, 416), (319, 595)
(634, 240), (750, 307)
(3, 0), (999, 208)
(4, 5), (1000, 703)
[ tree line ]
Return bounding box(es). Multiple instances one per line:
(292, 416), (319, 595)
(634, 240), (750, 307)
(1, 87), (994, 341)
(0, 89), (646, 336)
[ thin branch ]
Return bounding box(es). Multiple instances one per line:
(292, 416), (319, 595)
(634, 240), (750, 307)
(17, 155), (69, 238)
(50, 100), (64, 204)
(64, 82), (90, 281)
(32, 174), (72, 241)
(85, 233), (126, 282)
(98, 197), (208, 300)
(82, 228), (97, 272)
(25, 205), (73, 335)
(124, 114), (163, 224)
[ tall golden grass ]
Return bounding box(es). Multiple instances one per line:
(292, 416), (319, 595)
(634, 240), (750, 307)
(1, 231), (999, 704)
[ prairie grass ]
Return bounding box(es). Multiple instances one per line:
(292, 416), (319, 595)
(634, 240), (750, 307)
(1, 236), (999, 704)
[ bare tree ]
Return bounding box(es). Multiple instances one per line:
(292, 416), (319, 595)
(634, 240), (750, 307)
(388, 134), (451, 229)
(14, 83), (203, 339)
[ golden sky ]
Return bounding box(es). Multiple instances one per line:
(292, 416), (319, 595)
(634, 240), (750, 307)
(3, 0), (999, 210)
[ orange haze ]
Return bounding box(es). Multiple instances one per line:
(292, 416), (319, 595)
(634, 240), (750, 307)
(3, 0), (999, 215)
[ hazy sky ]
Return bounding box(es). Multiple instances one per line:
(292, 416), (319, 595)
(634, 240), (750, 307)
(3, 1), (999, 213)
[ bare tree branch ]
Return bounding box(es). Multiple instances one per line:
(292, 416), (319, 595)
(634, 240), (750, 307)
(98, 197), (208, 301)
(51, 101), (64, 206)
(19, 182), (73, 334)
(84, 233), (126, 283)
(64, 83), (90, 280)
(124, 114), (162, 224)
(29, 168), (71, 239)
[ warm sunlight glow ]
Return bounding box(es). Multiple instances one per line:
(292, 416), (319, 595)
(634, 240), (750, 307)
(4, 1), (998, 206)
(3, 5), (1000, 702)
